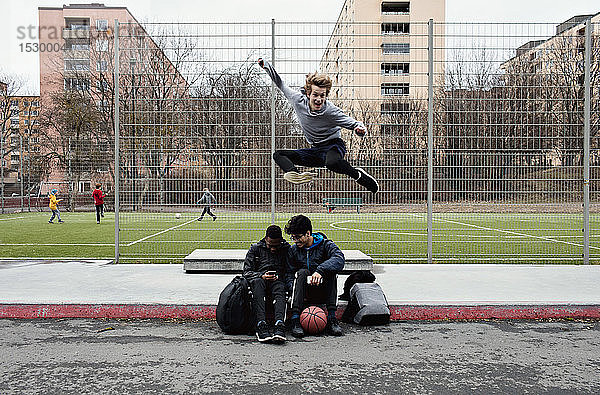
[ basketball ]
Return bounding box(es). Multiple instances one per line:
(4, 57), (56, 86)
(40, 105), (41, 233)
(300, 306), (328, 334)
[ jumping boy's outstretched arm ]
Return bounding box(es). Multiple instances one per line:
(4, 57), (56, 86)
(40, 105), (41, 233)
(258, 58), (302, 102)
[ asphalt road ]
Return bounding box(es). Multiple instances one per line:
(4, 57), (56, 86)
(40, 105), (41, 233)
(1, 319), (599, 394)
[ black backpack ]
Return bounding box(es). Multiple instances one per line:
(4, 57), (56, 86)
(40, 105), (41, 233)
(216, 276), (254, 334)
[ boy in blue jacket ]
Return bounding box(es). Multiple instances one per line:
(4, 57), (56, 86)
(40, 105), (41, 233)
(285, 215), (345, 337)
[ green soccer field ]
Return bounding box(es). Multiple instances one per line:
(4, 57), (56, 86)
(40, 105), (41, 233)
(1, 211), (599, 264)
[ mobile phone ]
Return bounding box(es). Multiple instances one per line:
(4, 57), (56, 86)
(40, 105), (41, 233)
(307, 275), (312, 284)
(266, 270), (277, 276)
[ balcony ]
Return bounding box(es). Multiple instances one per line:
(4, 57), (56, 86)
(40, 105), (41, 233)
(62, 28), (90, 40)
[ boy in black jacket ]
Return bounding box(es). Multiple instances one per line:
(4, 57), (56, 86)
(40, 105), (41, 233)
(243, 225), (290, 343)
(285, 215), (345, 338)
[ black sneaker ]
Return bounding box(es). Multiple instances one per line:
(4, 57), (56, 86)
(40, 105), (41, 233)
(58, 220), (64, 223)
(290, 317), (305, 338)
(326, 316), (343, 336)
(212, 216), (217, 221)
(355, 167), (379, 194)
(256, 321), (273, 343)
(272, 320), (286, 343)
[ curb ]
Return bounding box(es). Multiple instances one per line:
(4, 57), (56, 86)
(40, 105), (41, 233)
(2, 304), (600, 320)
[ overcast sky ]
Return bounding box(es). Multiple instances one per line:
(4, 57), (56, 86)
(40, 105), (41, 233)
(1, 0), (599, 94)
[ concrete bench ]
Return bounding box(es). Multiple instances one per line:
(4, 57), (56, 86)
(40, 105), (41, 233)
(183, 249), (373, 273)
(322, 197), (363, 214)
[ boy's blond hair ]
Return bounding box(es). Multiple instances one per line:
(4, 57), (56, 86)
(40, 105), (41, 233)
(304, 72), (332, 95)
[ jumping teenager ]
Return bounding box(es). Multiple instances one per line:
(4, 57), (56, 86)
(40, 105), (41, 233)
(258, 58), (378, 194)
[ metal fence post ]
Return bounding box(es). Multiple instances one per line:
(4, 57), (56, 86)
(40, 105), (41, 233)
(19, 134), (23, 212)
(270, 18), (276, 224)
(427, 19), (434, 264)
(583, 18), (591, 265)
(113, 19), (120, 264)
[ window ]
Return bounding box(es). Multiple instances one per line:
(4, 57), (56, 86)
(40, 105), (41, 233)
(11, 119), (19, 125)
(31, 101), (39, 107)
(97, 60), (108, 72)
(65, 18), (90, 30)
(381, 63), (409, 75)
(96, 19), (108, 32)
(381, 83), (409, 96)
(382, 23), (409, 34)
(96, 80), (109, 91)
(11, 109), (19, 117)
(24, 120), (29, 125)
(65, 39), (90, 51)
(381, 2), (409, 14)
(96, 39), (108, 52)
(10, 100), (18, 107)
(381, 102), (410, 114)
(65, 59), (90, 71)
(31, 110), (38, 116)
(78, 181), (91, 193)
(64, 78), (90, 91)
(382, 43), (410, 54)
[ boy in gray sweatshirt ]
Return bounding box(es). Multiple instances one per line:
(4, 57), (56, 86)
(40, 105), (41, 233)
(258, 58), (379, 194)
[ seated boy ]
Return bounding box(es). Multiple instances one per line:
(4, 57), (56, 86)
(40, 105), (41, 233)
(285, 215), (344, 337)
(243, 225), (290, 343)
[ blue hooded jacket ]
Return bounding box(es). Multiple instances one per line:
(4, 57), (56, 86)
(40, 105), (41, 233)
(285, 232), (345, 292)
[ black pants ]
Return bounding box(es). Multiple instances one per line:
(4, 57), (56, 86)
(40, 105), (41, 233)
(273, 149), (360, 180)
(95, 204), (104, 222)
(249, 278), (287, 324)
(290, 268), (338, 315)
(199, 206), (216, 219)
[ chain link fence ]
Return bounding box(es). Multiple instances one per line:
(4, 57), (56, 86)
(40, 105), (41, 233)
(110, 20), (599, 264)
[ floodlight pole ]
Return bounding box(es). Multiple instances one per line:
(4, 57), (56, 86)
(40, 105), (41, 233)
(113, 19), (120, 264)
(583, 18), (591, 264)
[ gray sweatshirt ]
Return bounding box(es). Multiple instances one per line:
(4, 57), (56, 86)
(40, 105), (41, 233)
(261, 60), (365, 145)
(197, 191), (216, 206)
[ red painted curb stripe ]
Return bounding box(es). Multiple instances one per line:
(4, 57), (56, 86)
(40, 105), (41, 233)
(2, 304), (600, 320)
(0, 304), (216, 319)
(389, 305), (600, 320)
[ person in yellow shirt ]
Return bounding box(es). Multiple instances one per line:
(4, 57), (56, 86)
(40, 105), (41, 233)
(48, 189), (64, 224)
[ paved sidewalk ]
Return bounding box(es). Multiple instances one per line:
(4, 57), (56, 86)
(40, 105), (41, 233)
(1, 260), (599, 319)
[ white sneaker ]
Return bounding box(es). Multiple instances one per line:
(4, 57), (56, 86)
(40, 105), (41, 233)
(284, 171), (315, 184)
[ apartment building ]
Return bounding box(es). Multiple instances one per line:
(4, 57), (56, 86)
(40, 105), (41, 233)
(0, 87), (42, 194)
(503, 13), (600, 78)
(321, 0), (445, 114)
(38, 3), (188, 196)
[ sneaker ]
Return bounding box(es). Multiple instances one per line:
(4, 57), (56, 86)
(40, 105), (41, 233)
(272, 320), (286, 343)
(48, 221), (54, 224)
(58, 220), (64, 223)
(97, 221), (100, 224)
(283, 171), (314, 185)
(212, 216), (217, 221)
(101, 214), (104, 217)
(355, 167), (379, 194)
(256, 321), (273, 343)
(290, 317), (305, 338)
(197, 217), (202, 221)
(326, 316), (343, 336)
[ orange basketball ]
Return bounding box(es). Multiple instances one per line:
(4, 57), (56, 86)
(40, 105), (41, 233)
(300, 306), (328, 334)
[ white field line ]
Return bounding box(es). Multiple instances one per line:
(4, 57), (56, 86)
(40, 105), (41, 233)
(126, 217), (199, 247)
(330, 218), (600, 250)
(330, 220), (424, 237)
(0, 243), (113, 246)
(0, 216), (25, 221)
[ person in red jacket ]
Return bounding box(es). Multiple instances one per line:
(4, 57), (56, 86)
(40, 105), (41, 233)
(92, 183), (107, 224)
